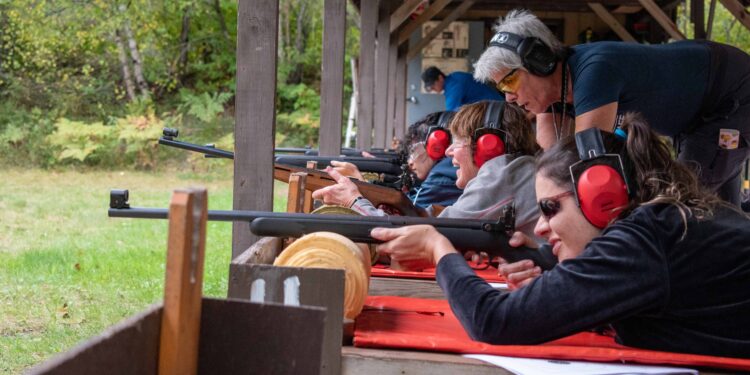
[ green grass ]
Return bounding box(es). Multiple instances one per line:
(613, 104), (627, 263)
(0, 168), (288, 373)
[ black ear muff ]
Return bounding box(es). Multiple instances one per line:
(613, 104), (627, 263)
(425, 111), (454, 160)
(489, 32), (558, 77)
(569, 129), (631, 228)
(472, 101), (507, 167)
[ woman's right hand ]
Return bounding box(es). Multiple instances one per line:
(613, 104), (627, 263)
(498, 231), (542, 290)
(330, 160), (365, 181)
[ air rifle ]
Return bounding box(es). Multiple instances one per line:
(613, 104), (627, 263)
(108, 189), (558, 271)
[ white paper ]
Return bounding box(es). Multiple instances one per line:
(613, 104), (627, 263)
(489, 282), (508, 289)
(464, 354), (698, 375)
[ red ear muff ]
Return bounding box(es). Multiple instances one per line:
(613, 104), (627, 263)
(426, 128), (451, 160)
(575, 164), (629, 228)
(473, 133), (505, 168)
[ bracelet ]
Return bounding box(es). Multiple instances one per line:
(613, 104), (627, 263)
(347, 195), (365, 208)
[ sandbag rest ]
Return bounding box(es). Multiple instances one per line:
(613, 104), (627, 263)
(354, 296), (750, 372)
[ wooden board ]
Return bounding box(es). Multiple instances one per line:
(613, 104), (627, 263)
(319, 0), (346, 156)
(274, 163), (424, 217)
(227, 264), (345, 375)
(342, 347), (514, 375)
(357, 0), (378, 150)
(30, 299), (326, 375)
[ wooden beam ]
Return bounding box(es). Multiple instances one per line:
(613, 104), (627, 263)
(718, 0), (750, 32)
(394, 50), (407, 140)
(637, 0), (686, 40)
(357, 0), (379, 150)
(707, 0), (718, 39)
(233, 0), (279, 258)
(374, 0), (391, 149)
(159, 189), (207, 375)
(319, 0), (347, 156)
(398, 0), (451, 45)
(612, 5), (643, 13)
(385, 35), (398, 149)
(692, 0), (706, 39)
(406, 0), (476, 61)
(588, 3), (637, 42)
(390, 0), (423, 33)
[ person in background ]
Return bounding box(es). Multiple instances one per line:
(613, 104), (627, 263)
(422, 66), (504, 111)
(314, 112), (463, 213)
(474, 9), (750, 206)
(372, 113), (750, 358)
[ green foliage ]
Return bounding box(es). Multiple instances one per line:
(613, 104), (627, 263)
(46, 119), (114, 163)
(179, 90), (232, 123)
(276, 82), (320, 147)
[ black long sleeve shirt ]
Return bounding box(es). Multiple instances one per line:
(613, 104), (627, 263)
(436, 203), (750, 358)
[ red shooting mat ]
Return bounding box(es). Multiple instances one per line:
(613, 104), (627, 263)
(354, 296), (750, 372)
(371, 261), (506, 283)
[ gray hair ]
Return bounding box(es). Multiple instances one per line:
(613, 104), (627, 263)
(474, 9), (564, 83)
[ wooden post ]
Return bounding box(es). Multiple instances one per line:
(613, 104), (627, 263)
(373, 0), (391, 149)
(233, 0), (279, 258)
(319, 0), (347, 157)
(385, 36), (398, 149)
(588, 3), (637, 42)
(394, 50), (407, 140)
(158, 189), (208, 375)
(287, 173), (308, 213)
(406, 0), (476, 60)
(397, 0), (452, 45)
(692, 0), (706, 39)
(718, 0), (750, 32)
(357, 0), (379, 150)
(305, 161), (317, 213)
(706, 0), (718, 39)
(637, 0), (686, 40)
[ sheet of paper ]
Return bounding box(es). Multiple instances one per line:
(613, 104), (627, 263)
(464, 354), (698, 375)
(489, 282), (508, 289)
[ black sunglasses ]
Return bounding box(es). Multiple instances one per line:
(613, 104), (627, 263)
(538, 191), (574, 219)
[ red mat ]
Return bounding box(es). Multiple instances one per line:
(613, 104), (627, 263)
(371, 261), (506, 283)
(354, 296), (750, 372)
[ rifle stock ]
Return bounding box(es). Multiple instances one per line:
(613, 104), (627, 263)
(273, 164), (423, 217)
(108, 190), (558, 271)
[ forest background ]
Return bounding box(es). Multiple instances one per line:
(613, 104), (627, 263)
(1, 0), (749, 171)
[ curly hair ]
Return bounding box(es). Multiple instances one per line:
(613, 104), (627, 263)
(448, 101), (539, 158)
(536, 112), (725, 233)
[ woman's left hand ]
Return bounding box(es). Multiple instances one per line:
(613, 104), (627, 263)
(371, 225), (458, 270)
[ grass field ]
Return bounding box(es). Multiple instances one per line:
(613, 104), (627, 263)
(0, 168), (288, 373)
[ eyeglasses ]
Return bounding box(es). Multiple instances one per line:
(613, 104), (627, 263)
(496, 68), (521, 94)
(538, 191), (574, 219)
(407, 142), (427, 162)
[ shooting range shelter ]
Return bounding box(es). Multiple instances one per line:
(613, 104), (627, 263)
(232, 0), (750, 258)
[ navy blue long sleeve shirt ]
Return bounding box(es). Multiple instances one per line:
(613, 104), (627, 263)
(436, 203), (750, 358)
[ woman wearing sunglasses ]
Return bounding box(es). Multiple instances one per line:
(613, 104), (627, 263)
(313, 111), (463, 213)
(371, 113), (750, 357)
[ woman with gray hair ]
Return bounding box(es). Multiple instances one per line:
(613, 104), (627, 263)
(474, 9), (750, 207)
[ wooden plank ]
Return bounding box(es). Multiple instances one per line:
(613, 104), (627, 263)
(357, 0), (379, 150)
(287, 172), (307, 213)
(385, 35), (398, 149)
(718, 0), (750, 32)
(159, 189), (207, 375)
(273, 163), (424, 217)
(226, 265), (345, 375)
(305, 161), (317, 212)
(637, 0), (686, 40)
(319, 0), (347, 157)
(390, 0), (423, 33)
(342, 347), (514, 375)
(406, 0), (476, 60)
(398, 0), (451, 45)
(233, 0), (279, 258)
(28, 305), (162, 375)
(588, 3), (637, 42)
(394, 50), (407, 140)
(231, 236), (282, 266)
(373, 0), (391, 149)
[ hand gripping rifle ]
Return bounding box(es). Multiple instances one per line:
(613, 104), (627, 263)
(109, 189), (558, 271)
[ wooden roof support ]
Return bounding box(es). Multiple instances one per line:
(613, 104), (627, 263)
(319, 0), (347, 156)
(718, 0), (750, 32)
(588, 3), (637, 42)
(233, 0), (279, 258)
(407, 0), (476, 60)
(398, 0), (452, 45)
(637, 0), (686, 40)
(692, 0), (706, 39)
(385, 36), (399, 149)
(374, 0), (392, 149)
(357, 0), (379, 150)
(394, 50), (407, 140)
(707, 0), (718, 39)
(390, 0), (423, 33)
